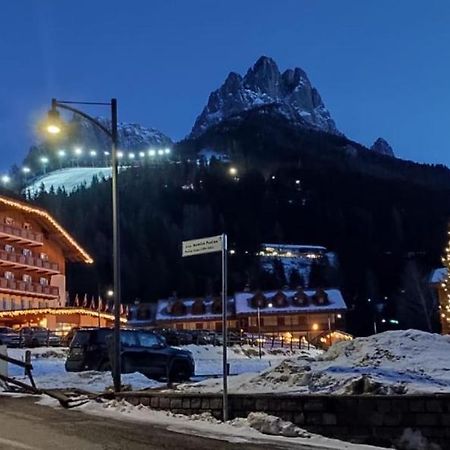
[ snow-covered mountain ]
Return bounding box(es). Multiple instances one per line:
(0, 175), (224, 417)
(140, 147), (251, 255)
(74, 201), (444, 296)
(191, 56), (339, 138)
(371, 137), (395, 157)
(71, 115), (172, 152)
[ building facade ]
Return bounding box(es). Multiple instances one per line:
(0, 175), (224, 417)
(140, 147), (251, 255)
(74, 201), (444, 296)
(155, 288), (347, 341)
(0, 195), (95, 331)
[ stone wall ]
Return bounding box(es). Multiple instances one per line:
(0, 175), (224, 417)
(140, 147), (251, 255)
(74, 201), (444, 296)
(114, 392), (450, 449)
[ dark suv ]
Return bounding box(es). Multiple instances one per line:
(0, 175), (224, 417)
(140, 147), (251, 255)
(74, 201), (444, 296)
(65, 328), (195, 382)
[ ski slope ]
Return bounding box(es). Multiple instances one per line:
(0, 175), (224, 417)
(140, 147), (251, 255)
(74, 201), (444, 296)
(24, 167), (112, 196)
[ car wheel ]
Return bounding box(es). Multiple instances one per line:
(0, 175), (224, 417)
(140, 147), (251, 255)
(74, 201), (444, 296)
(168, 361), (191, 382)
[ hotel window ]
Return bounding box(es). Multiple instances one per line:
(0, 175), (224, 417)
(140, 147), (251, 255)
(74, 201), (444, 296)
(23, 222), (31, 230)
(40, 253), (48, 261)
(195, 323), (203, 330)
(4, 217), (14, 225)
(23, 248), (32, 257)
(249, 316), (258, 327)
(175, 323), (184, 330)
(23, 274), (32, 283)
(5, 245), (14, 253)
(40, 277), (49, 286)
(4, 271), (14, 280)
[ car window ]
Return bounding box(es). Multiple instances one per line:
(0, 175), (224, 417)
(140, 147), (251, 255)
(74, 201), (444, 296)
(72, 331), (91, 346)
(138, 332), (160, 348)
(121, 331), (139, 347)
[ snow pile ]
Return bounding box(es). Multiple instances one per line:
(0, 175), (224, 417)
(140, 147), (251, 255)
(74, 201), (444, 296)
(238, 412), (310, 438)
(180, 330), (450, 395)
(74, 398), (380, 449)
(396, 428), (441, 450)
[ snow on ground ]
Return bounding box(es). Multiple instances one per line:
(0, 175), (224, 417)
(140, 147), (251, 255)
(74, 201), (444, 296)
(7, 330), (450, 396)
(25, 167), (113, 195)
(178, 330), (450, 395)
(5, 345), (317, 393)
(7, 347), (158, 392)
(37, 395), (384, 450)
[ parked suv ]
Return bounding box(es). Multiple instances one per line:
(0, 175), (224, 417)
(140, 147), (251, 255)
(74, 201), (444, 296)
(19, 327), (60, 347)
(65, 328), (195, 382)
(0, 327), (20, 347)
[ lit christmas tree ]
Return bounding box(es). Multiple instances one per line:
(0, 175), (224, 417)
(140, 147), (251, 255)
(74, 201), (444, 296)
(440, 229), (450, 334)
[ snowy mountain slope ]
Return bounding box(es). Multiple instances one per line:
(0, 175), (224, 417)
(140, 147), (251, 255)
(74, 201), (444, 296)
(24, 167), (113, 196)
(73, 116), (172, 152)
(191, 56), (339, 138)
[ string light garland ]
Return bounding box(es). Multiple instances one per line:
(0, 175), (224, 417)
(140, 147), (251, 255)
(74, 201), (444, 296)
(440, 228), (450, 334)
(0, 307), (127, 322)
(0, 196), (93, 264)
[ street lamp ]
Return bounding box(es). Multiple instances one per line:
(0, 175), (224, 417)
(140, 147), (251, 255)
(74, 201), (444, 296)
(45, 98), (122, 392)
(40, 157), (49, 174)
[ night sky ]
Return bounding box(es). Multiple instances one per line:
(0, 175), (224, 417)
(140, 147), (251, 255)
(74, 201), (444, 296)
(1, 0), (449, 170)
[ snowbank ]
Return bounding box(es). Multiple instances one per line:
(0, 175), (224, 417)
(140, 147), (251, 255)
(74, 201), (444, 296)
(179, 330), (450, 395)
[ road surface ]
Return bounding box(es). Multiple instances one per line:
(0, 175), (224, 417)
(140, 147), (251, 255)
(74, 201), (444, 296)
(0, 395), (339, 450)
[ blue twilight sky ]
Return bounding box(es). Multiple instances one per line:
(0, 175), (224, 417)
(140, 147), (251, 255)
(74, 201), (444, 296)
(1, 0), (449, 170)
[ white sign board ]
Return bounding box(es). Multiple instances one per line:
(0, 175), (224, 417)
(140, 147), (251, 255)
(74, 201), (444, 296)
(0, 345), (7, 377)
(182, 235), (223, 257)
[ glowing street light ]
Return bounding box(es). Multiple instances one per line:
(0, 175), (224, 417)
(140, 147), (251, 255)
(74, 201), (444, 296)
(58, 150), (66, 157)
(139, 151), (145, 158)
(164, 148), (171, 155)
(128, 152), (135, 159)
(148, 149), (156, 157)
(46, 108), (62, 134)
(1, 175), (10, 184)
(117, 151), (124, 159)
(74, 147), (83, 156)
(107, 289), (114, 298)
(40, 156), (49, 174)
(22, 167), (31, 174)
(157, 149), (164, 156)
(229, 167), (238, 176)
(89, 150), (97, 157)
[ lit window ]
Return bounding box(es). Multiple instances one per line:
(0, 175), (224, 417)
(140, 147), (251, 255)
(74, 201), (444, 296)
(4, 217), (14, 225)
(40, 277), (49, 286)
(40, 253), (48, 261)
(23, 222), (32, 230)
(4, 271), (14, 280)
(4, 245), (14, 253)
(23, 249), (32, 257)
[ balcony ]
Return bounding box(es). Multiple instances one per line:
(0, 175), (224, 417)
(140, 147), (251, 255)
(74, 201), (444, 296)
(0, 278), (59, 299)
(0, 250), (59, 274)
(0, 223), (43, 247)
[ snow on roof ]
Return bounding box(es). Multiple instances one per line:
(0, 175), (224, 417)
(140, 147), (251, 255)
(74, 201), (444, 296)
(234, 289), (347, 316)
(430, 267), (447, 284)
(156, 297), (233, 322)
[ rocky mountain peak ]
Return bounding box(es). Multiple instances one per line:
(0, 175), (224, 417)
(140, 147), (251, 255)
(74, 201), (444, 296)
(190, 56), (339, 138)
(371, 138), (395, 157)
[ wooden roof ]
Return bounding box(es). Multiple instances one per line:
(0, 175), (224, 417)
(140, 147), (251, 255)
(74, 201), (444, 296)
(0, 195), (93, 264)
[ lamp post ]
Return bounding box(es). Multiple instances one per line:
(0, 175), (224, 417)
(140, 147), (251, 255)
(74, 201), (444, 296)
(46, 98), (122, 392)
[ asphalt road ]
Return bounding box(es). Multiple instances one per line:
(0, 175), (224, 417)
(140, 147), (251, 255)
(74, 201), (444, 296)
(0, 395), (334, 450)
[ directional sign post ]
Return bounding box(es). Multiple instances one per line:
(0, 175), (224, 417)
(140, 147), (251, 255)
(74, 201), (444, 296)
(182, 234), (228, 421)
